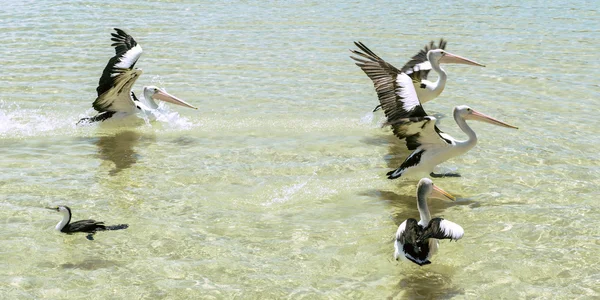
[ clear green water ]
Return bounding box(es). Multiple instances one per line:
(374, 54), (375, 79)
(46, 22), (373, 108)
(1, 1), (599, 299)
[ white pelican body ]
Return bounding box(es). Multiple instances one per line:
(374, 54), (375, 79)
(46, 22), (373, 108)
(394, 178), (464, 266)
(351, 49), (517, 178)
(78, 28), (196, 125)
(351, 40), (485, 112)
(385, 99), (518, 179)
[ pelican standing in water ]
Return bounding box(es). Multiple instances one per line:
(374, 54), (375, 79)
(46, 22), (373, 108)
(352, 47), (517, 178)
(77, 28), (197, 125)
(395, 178), (463, 266)
(47, 205), (128, 240)
(350, 40), (485, 113)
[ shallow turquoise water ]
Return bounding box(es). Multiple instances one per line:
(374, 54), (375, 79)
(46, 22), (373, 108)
(1, 1), (599, 298)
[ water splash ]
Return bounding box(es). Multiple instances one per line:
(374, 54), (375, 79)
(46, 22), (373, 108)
(148, 102), (195, 130)
(0, 100), (77, 138)
(360, 111), (374, 125)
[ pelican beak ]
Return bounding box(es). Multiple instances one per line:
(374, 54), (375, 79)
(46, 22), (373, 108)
(431, 185), (456, 202)
(439, 51), (485, 67)
(470, 109), (519, 129)
(153, 89), (197, 110)
(46, 207), (58, 211)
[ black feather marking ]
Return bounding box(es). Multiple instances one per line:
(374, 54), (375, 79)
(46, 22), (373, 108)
(387, 149), (424, 179)
(434, 126), (452, 144)
(76, 111), (116, 125)
(405, 134), (421, 151)
(111, 28), (138, 57)
(400, 149), (425, 170)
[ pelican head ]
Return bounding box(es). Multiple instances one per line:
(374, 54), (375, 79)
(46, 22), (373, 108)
(455, 105), (518, 129)
(417, 178), (456, 202)
(427, 49), (485, 67)
(142, 86), (197, 110)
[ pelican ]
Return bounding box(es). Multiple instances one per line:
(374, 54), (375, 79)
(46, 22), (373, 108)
(350, 40), (485, 113)
(47, 205), (128, 240)
(77, 28), (197, 125)
(352, 47), (517, 178)
(395, 178), (463, 266)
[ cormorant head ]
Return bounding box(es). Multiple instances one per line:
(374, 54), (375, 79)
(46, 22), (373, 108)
(46, 205), (71, 214)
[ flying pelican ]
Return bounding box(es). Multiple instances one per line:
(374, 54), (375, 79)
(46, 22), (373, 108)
(47, 205), (128, 240)
(395, 178), (463, 266)
(352, 49), (518, 178)
(77, 28), (197, 125)
(350, 40), (485, 113)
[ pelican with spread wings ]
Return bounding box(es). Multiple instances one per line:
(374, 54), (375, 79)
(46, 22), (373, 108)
(351, 40), (485, 112)
(77, 28), (196, 125)
(351, 42), (517, 178)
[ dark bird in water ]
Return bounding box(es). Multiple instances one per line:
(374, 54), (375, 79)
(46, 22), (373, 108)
(77, 28), (197, 125)
(394, 178), (464, 266)
(47, 205), (128, 240)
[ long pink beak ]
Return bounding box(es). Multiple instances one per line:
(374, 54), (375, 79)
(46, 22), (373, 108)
(470, 110), (518, 129)
(439, 51), (485, 67)
(432, 185), (456, 201)
(153, 90), (197, 110)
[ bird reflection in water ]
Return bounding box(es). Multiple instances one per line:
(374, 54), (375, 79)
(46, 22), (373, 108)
(96, 130), (141, 175)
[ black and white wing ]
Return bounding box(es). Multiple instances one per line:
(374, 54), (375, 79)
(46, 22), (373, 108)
(400, 39), (447, 83)
(422, 218), (464, 241)
(385, 116), (455, 179)
(394, 218), (432, 266)
(351, 42), (426, 121)
(389, 115), (452, 151)
(92, 28), (144, 113)
(65, 219), (106, 233)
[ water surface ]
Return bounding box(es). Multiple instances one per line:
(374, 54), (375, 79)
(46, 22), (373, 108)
(1, 1), (599, 298)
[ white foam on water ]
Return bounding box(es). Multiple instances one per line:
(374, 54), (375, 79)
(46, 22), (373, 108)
(0, 100), (78, 138)
(360, 111), (374, 125)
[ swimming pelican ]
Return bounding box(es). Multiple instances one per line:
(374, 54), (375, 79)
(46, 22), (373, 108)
(395, 178), (463, 266)
(47, 205), (128, 240)
(352, 48), (517, 178)
(77, 28), (197, 125)
(350, 40), (485, 113)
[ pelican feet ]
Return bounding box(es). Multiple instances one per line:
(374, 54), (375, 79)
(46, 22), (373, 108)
(430, 172), (461, 178)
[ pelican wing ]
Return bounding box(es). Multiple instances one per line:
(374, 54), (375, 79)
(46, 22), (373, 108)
(401, 39), (447, 82)
(422, 218), (464, 241)
(350, 43), (426, 121)
(93, 28), (143, 113)
(385, 116), (453, 179)
(396, 218), (418, 245)
(395, 218), (432, 265)
(389, 116), (450, 150)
